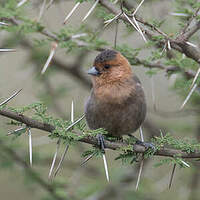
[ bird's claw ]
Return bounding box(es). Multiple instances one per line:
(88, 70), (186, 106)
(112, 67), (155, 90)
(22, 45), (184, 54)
(97, 134), (105, 153)
(136, 140), (156, 151)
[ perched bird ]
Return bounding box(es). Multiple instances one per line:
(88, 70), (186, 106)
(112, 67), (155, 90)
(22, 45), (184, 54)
(85, 49), (147, 144)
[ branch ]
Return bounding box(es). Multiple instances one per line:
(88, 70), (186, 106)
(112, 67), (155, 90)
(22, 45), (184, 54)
(179, 7), (200, 37)
(182, 21), (200, 41)
(99, 0), (200, 64)
(1, 108), (200, 159)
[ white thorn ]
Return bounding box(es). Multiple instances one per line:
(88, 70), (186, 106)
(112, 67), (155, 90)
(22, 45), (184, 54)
(28, 128), (32, 167)
(124, 13), (148, 42)
(7, 127), (26, 136)
(159, 129), (164, 139)
(0, 49), (16, 52)
(37, 0), (47, 22)
(52, 101), (75, 178)
(41, 42), (57, 74)
(53, 144), (69, 178)
(71, 100), (74, 123)
(169, 163), (176, 189)
(160, 43), (167, 55)
(80, 152), (95, 166)
(132, 16), (147, 42)
(136, 159), (144, 190)
(66, 114), (85, 131)
(82, 0), (99, 22)
(180, 83), (197, 110)
(170, 13), (189, 17)
(181, 160), (190, 168)
(136, 126), (144, 190)
(0, 22), (10, 26)
(17, 0), (28, 8)
(191, 67), (200, 88)
(104, 12), (121, 27)
(151, 77), (156, 110)
(186, 41), (198, 48)
(167, 40), (171, 50)
(48, 139), (60, 179)
(102, 153), (110, 182)
(123, 13), (139, 32)
(133, 0), (145, 16)
(139, 126), (144, 142)
(46, 0), (54, 9)
(63, 2), (80, 24)
(0, 89), (22, 106)
(71, 33), (88, 39)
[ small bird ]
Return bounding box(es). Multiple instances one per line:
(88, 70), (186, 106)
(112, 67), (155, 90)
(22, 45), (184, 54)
(85, 49), (146, 142)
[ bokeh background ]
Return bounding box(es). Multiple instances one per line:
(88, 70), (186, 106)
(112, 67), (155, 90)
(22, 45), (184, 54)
(0, 0), (199, 200)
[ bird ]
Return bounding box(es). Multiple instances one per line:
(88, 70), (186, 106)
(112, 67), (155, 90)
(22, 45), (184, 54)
(85, 49), (147, 147)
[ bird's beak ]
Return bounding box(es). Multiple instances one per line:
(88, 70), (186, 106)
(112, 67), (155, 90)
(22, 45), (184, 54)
(87, 67), (101, 76)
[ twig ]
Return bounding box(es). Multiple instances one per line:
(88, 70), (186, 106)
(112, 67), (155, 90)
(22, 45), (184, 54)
(180, 8), (200, 35)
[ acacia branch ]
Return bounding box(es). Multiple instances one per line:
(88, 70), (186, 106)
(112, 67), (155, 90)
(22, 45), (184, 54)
(99, 0), (200, 64)
(0, 108), (200, 159)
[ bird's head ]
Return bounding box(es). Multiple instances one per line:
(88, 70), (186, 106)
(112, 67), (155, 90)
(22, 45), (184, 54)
(88, 50), (132, 87)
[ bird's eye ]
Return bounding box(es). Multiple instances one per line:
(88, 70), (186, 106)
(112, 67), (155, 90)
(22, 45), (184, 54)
(104, 64), (111, 69)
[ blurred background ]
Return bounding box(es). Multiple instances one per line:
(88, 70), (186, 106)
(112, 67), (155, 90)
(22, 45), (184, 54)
(0, 0), (199, 200)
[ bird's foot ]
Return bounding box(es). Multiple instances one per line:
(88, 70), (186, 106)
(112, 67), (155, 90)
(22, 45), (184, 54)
(128, 134), (155, 151)
(96, 134), (105, 153)
(135, 140), (156, 151)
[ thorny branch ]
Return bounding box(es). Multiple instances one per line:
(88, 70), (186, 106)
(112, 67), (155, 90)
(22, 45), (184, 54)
(1, 108), (200, 159)
(99, 0), (200, 64)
